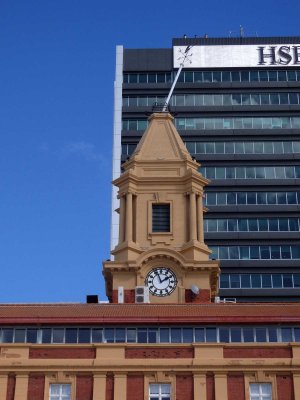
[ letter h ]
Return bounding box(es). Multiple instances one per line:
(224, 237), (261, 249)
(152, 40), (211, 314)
(257, 46), (277, 65)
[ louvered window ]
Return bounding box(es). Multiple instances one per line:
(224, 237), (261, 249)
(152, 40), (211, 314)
(152, 204), (170, 232)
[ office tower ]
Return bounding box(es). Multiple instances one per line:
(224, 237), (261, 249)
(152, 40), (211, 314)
(113, 36), (300, 301)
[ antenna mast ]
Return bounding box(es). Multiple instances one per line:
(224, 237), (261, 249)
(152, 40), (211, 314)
(162, 45), (193, 112)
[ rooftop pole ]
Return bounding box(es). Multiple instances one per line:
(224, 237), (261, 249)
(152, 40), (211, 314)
(162, 45), (193, 112)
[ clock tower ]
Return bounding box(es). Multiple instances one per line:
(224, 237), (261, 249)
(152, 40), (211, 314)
(103, 112), (219, 304)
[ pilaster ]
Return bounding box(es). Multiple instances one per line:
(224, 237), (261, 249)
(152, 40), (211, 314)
(125, 192), (133, 242)
(214, 373), (228, 400)
(293, 373), (300, 400)
(119, 195), (126, 243)
(93, 373), (106, 400)
(197, 194), (204, 243)
(193, 373), (206, 400)
(189, 192), (197, 241)
(0, 374), (8, 400)
(14, 373), (28, 400)
(113, 373), (127, 400)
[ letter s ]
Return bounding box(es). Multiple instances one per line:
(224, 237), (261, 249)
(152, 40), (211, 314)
(278, 46), (292, 65)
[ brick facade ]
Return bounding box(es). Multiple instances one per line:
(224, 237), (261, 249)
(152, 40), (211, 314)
(127, 375), (144, 400)
(176, 375), (193, 400)
(185, 289), (211, 303)
(6, 375), (15, 400)
(1, 359), (300, 399)
(106, 374), (114, 400)
(29, 348), (96, 359)
(277, 374), (294, 400)
(27, 374), (45, 400)
(76, 375), (93, 400)
(112, 289), (135, 303)
(227, 374), (245, 400)
(206, 374), (215, 400)
(125, 347), (194, 358)
(224, 346), (292, 358)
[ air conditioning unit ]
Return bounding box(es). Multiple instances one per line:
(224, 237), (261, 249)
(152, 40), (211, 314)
(214, 297), (236, 304)
(135, 286), (150, 303)
(224, 298), (237, 304)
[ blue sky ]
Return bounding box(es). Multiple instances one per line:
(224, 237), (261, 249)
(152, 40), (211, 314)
(1, 0), (300, 303)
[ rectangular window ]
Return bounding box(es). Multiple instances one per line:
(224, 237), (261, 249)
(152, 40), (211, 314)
(262, 275), (272, 288)
(149, 383), (171, 400)
(49, 384), (71, 400)
(219, 328), (230, 343)
(92, 328), (103, 343)
(256, 328), (267, 342)
(252, 274), (262, 288)
(194, 328), (205, 342)
(41, 328), (52, 343)
(230, 275), (240, 288)
(220, 274), (230, 288)
(206, 328), (217, 342)
(182, 328), (193, 343)
(268, 328), (278, 342)
(78, 328), (90, 343)
(65, 328), (77, 343)
(14, 329), (26, 343)
(152, 204), (170, 232)
(243, 328), (254, 342)
(241, 274), (251, 288)
(278, 70), (287, 81)
(170, 328), (181, 343)
(294, 275), (300, 288)
(52, 328), (64, 343)
(115, 328), (126, 343)
(26, 329), (38, 343)
(137, 329), (147, 343)
(281, 328), (293, 342)
(2, 329), (13, 343)
(250, 383), (272, 400)
(231, 328), (242, 342)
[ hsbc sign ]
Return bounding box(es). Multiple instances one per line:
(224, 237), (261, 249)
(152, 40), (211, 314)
(173, 44), (300, 68)
(258, 46), (300, 65)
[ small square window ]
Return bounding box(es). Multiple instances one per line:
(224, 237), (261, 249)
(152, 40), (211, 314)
(49, 384), (71, 400)
(152, 204), (170, 232)
(250, 383), (272, 400)
(149, 383), (171, 400)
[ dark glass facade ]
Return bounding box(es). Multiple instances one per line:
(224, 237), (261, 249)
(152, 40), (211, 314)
(117, 37), (300, 302)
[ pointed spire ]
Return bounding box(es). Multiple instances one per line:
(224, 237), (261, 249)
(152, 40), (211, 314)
(129, 113), (193, 163)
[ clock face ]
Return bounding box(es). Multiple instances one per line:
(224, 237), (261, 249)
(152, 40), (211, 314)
(145, 267), (177, 297)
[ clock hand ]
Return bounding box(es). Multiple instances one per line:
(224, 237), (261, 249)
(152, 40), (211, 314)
(160, 276), (170, 283)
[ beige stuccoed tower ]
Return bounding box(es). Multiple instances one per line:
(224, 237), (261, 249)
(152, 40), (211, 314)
(103, 112), (219, 304)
